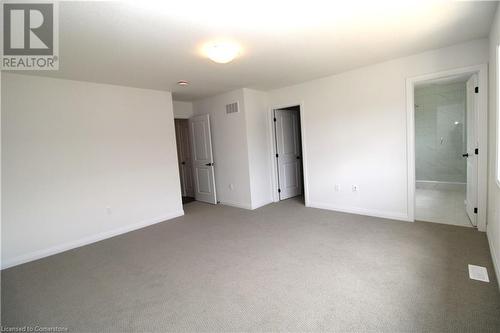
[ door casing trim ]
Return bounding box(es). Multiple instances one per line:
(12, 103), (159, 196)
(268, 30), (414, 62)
(406, 64), (488, 231)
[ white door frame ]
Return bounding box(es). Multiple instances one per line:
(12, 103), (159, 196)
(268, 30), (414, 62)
(268, 102), (310, 206)
(406, 64), (488, 231)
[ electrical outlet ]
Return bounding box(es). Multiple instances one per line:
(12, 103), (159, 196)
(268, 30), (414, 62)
(334, 184), (341, 192)
(352, 185), (359, 192)
(106, 206), (112, 215)
(229, 184), (235, 190)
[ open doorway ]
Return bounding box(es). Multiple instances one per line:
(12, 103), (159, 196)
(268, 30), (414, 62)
(413, 73), (479, 228)
(406, 64), (488, 231)
(174, 119), (195, 204)
(272, 106), (305, 202)
(175, 115), (217, 206)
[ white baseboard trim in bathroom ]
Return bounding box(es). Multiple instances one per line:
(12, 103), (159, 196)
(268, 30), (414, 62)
(416, 180), (466, 191)
(1, 210), (185, 270)
(416, 180), (466, 185)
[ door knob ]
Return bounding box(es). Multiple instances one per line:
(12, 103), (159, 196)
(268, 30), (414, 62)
(296, 156), (300, 159)
(462, 153), (469, 158)
(205, 162), (213, 166)
(181, 161), (186, 165)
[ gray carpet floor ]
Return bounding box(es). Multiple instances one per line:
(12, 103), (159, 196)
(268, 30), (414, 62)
(2, 197), (500, 332)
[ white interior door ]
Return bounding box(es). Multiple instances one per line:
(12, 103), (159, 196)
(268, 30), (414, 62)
(175, 119), (194, 197)
(465, 74), (478, 225)
(274, 108), (302, 200)
(189, 114), (217, 204)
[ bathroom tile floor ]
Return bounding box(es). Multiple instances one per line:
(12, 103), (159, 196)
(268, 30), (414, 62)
(416, 185), (473, 228)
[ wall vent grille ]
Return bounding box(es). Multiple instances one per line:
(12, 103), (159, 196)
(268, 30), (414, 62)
(226, 102), (239, 114)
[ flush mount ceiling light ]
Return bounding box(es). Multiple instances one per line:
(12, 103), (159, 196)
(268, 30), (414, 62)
(203, 42), (241, 64)
(177, 80), (189, 86)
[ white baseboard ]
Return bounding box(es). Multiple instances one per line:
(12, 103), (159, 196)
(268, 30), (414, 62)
(416, 180), (466, 185)
(251, 199), (273, 210)
(222, 199), (272, 210)
(487, 230), (500, 289)
(416, 180), (466, 191)
(308, 201), (411, 222)
(1, 210), (185, 270)
(219, 200), (253, 210)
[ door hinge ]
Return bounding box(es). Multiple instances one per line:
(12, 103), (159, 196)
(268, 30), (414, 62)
(273, 117), (276, 122)
(275, 153), (279, 158)
(278, 189), (281, 193)
(475, 86), (479, 93)
(475, 148), (479, 155)
(474, 207), (478, 214)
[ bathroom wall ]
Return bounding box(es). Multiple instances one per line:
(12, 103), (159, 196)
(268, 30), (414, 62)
(415, 82), (467, 183)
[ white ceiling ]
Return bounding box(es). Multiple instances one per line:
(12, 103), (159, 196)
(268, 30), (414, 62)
(15, 0), (497, 101)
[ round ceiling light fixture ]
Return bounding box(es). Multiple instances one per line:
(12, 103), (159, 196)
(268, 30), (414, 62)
(204, 42), (241, 64)
(177, 80), (189, 86)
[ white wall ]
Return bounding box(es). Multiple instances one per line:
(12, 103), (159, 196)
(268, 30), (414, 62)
(243, 89), (273, 209)
(268, 39), (489, 220)
(415, 82), (467, 183)
(193, 89), (253, 208)
(191, 88), (273, 210)
(2, 74), (184, 268)
(488, 7), (500, 288)
(173, 100), (193, 119)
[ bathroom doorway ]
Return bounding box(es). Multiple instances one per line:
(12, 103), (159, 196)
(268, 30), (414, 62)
(413, 74), (477, 227)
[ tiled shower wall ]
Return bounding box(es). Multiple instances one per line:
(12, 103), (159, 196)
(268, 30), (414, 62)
(415, 82), (467, 183)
